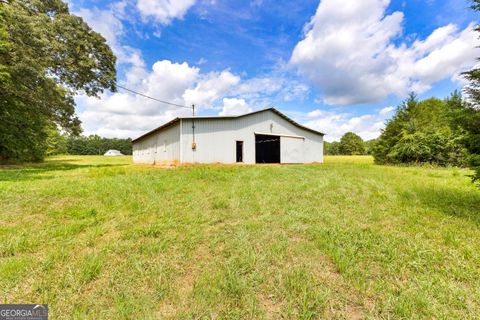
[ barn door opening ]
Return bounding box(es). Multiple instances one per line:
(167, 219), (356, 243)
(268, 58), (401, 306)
(255, 134), (280, 163)
(236, 141), (243, 163)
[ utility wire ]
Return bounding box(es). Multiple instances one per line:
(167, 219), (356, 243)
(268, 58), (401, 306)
(116, 84), (192, 109)
(116, 84), (196, 144)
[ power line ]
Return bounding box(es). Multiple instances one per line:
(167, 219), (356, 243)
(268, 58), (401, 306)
(116, 84), (192, 109)
(117, 84), (197, 147)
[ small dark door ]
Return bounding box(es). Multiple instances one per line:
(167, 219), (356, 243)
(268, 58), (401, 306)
(255, 134), (280, 163)
(236, 141), (243, 163)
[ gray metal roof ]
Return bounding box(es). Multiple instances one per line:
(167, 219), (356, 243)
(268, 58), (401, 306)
(132, 107), (325, 143)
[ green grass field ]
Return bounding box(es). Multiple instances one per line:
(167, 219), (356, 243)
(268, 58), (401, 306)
(1, 155), (479, 319)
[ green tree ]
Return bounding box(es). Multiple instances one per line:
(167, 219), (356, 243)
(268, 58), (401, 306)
(373, 93), (467, 166)
(364, 139), (377, 155)
(45, 125), (67, 155)
(324, 141), (341, 155)
(446, 91), (480, 183)
(460, 1), (480, 184)
(374, 93), (419, 164)
(339, 132), (365, 155)
(0, 0), (116, 163)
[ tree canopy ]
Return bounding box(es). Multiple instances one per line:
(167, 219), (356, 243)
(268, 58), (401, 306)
(339, 132), (365, 155)
(324, 133), (369, 155)
(373, 93), (467, 167)
(44, 127), (133, 156)
(0, 0), (116, 163)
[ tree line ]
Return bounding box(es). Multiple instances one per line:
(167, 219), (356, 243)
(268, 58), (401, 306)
(324, 132), (377, 156)
(46, 129), (132, 156)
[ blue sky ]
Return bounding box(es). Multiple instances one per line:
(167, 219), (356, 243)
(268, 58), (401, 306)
(71, 0), (479, 141)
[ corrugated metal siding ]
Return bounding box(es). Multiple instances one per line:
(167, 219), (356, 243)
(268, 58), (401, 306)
(132, 123), (180, 164)
(180, 110), (323, 164)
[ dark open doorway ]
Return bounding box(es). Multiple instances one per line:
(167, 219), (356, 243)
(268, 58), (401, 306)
(236, 141), (243, 163)
(255, 134), (280, 163)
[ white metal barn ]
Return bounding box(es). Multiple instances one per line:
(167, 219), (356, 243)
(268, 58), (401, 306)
(132, 108), (324, 165)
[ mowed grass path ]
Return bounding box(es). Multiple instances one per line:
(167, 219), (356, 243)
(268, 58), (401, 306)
(1, 156), (479, 319)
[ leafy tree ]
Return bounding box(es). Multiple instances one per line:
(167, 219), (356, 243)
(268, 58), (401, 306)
(364, 139), (378, 155)
(45, 125), (67, 155)
(339, 132), (365, 155)
(0, 0), (116, 163)
(324, 141), (341, 155)
(374, 93), (419, 164)
(373, 93), (467, 166)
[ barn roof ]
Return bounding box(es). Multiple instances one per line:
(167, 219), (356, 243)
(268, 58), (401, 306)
(132, 107), (324, 143)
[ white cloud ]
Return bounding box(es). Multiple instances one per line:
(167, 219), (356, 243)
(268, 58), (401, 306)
(412, 24), (477, 85)
(219, 98), (252, 116)
(237, 77), (283, 95)
(290, 0), (478, 105)
(136, 0), (196, 24)
(234, 75), (310, 106)
(290, 106), (396, 142)
(142, 60), (200, 108)
(183, 70), (240, 107)
(379, 106), (395, 116)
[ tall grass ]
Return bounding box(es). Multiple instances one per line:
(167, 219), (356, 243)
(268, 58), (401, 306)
(0, 155), (479, 319)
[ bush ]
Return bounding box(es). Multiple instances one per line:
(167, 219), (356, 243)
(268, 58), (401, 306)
(384, 130), (466, 166)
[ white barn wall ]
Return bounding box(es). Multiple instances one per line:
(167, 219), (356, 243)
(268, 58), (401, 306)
(179, 110), (323, 164)
(281, 136), (305, 164)
(133, 123), (180, 164)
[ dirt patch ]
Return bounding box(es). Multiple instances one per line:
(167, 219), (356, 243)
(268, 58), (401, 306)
(257, 293), (282, 319)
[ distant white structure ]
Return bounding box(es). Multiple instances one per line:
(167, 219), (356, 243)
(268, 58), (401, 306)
(104, 149), (123, 156)
(132, 108), (324, 165)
